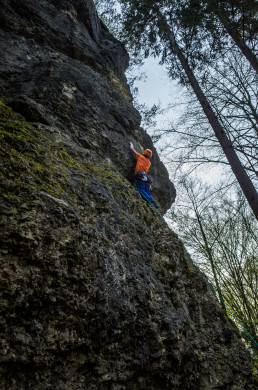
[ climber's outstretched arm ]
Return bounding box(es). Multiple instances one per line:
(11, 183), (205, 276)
(130, 142), (137, 157)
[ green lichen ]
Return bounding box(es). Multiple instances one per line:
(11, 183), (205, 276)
(0, 100), (157, 226)
(0, 101), (78, 202)
(0, 99), (15, 119)
(108, 71), (131, 102)
(58, 148), (81, 168)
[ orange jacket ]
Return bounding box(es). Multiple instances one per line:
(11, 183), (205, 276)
(135, 153), (151, 175)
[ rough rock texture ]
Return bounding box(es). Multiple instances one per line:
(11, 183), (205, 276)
(0, 0), (254, 389)
(0, 0), (175, 213)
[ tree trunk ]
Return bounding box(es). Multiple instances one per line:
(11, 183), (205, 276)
(195, 212), (226, 312)
(215, 10), (258, 74)
(158, 13), (258, 221)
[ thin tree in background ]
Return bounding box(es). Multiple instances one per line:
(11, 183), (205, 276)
(169, 178), (258, 353)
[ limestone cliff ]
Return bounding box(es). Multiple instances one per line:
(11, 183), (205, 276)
(0, 0), (254, 389)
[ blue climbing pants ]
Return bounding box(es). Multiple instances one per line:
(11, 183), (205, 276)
(136, 180), (154, 202)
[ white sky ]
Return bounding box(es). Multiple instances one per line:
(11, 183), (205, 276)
(129, 57), (182, 120)
(132, 58), (173, 106)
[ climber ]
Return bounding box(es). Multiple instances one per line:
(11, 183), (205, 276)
(129, 142), (159, 208)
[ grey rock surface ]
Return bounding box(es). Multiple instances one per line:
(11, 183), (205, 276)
(0, 0), (254, 389)
(0, 0), (175, 213)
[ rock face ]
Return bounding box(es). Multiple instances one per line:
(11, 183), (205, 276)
(0, 1), (254, 389)
(0, 0), (175, 213)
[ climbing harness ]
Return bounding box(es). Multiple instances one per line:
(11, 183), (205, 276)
(137, 189), (258, 348)
(135, 171), (152, 184)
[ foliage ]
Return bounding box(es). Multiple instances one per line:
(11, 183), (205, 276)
(204, 0), (258, 52)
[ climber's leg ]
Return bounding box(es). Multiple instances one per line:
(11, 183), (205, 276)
(136, 180), (154, 202)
